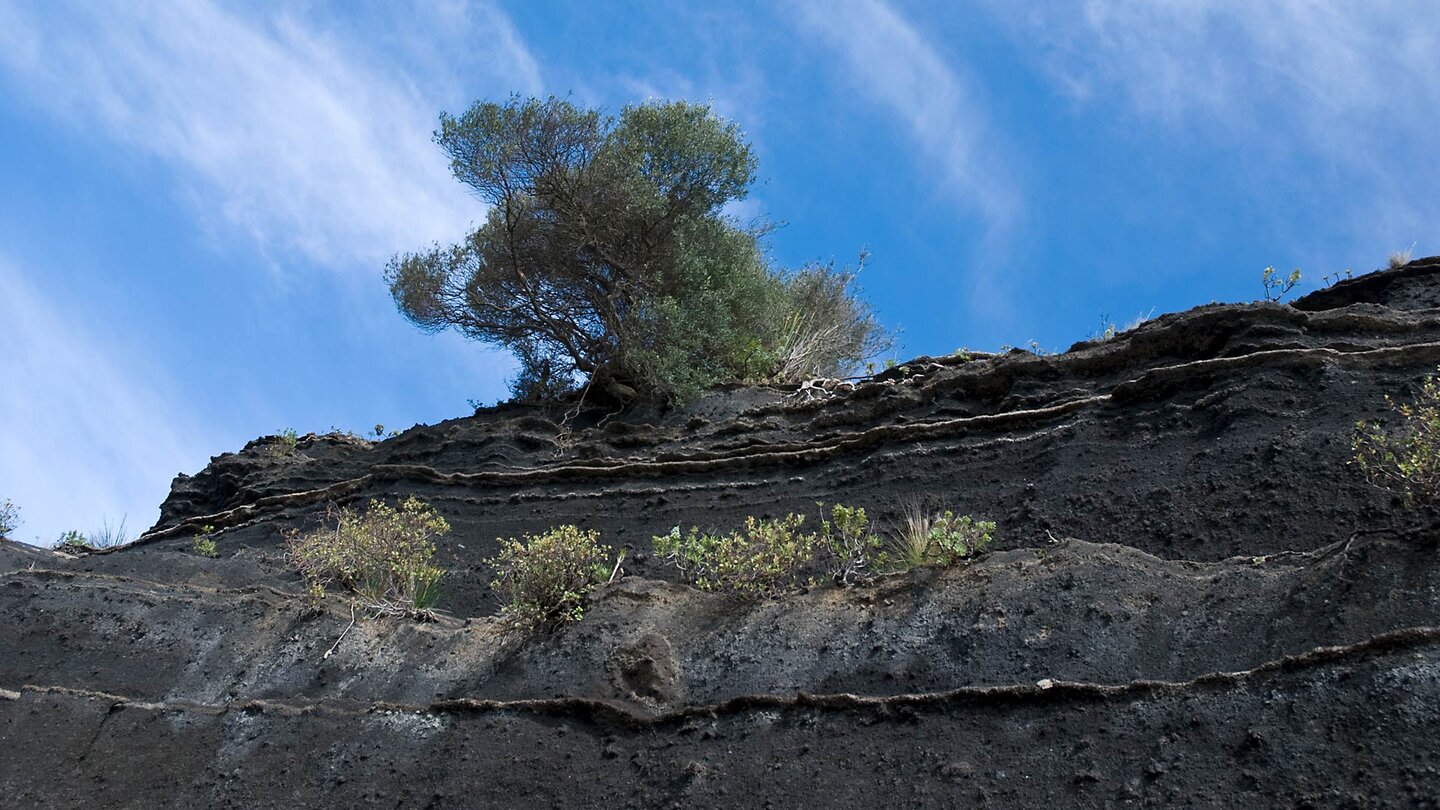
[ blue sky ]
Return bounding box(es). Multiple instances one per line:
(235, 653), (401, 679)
(1, 0), (1436, 545)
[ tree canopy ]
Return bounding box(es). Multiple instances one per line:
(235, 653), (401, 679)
(386, 95), (888, 404)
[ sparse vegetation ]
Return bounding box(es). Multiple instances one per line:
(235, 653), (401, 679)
(1090, 310), (1153, 343)
(653, 503), (996, 596)
(890, 504), (996, 570)
(1096, 315), (1119, 342)
(1323, 269), (1355, 287)
(192, 525), (218, 558)
(1260, 266), (1302, 302)
(52, 518), (133, 551)
(87, 516), (131, 548)
(816, 503), (884, 585)
(654, 514), (819, 598)
(767, 257), (893, 384)
(1353, 370), (1440, 506)
(926, 512), (996, 563)
(0, 499), (18, 537)
(386, 94), (887, 404)
(998, 341), (1051, 356)
(1390, 243), (1416, 269)
(488, 525), (614, 632)
(1125, 309), (1155, 332)
(270, 428), (300, 458)
(286, 497), (449, 618)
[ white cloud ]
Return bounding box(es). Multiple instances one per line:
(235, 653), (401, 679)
(0, 1), (545, 544)
(791, 0), (1021, 237)
(995, 1), (1440, 128)
(0, 0), (542, 270)
(985, 0), (1440, 254)
(0, 258), (216, 546)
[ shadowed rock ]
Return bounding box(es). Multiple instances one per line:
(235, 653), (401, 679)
(5, 259), (1440, 807)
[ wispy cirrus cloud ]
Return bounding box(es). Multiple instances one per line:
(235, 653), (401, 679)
(0, 0), (541, 271)
(0, 1), (542, 544)
(0, 256), (212, 545)
(995, 1), (1440, 125)
(986, 0), (1440, 255)
(791, 0), (1021, 239)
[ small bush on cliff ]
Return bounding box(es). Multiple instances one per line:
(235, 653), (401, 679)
(0, 499), (19, 537)
(192, 525), (219, 558)
(816, 502), (885, 585)
(768, 258), (892, 384)
(269, 428), (299, 458)
(488, 525), (614, 632)
(890, 505), (995, 569)
(1260, 266), (1302, 302)
(653, 514), (818, 598)
(655, 504), (994, 596)
(286, 497), (449, 618)
(52, 520), (134, 552)
(1353, 371), (1440, 506)
(385, 94), (887, 404)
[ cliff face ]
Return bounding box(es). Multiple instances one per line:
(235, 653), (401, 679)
(5, 261), (1440, 807)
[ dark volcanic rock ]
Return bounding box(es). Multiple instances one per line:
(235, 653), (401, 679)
(5, 259), (1440, 807)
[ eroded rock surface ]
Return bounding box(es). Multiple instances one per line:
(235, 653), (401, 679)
(5, 260), (1440, 807)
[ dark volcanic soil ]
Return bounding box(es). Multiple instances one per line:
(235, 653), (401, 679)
(5, 260), (1440, 807)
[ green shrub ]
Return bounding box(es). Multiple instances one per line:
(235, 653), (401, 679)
(816, 502), (885, 585)
(488, 525), (613, 632)
(1353, 371), (1440, 506)
(50, 519), (136, 552)
(54, 530), (88, 551)
(269, 428), (299, 458)
(891, 505), (995, 570)
(286, 497), (449, 618)
(653, 513), (818, 598)
(192, 524), (218, 558)
(927, 512), (996, 563)
(655, 504), (994, 597)
(0, 499), (19, 537)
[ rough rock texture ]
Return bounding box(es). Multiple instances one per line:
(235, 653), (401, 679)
(5, 260), (1440, 807)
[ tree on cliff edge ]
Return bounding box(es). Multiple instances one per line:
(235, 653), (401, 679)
(385, 95), (888, 404)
